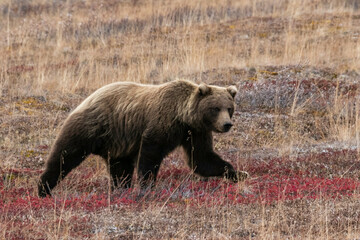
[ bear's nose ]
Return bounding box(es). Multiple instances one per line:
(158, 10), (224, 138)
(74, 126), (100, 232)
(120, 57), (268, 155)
(223, 123), (233, 132)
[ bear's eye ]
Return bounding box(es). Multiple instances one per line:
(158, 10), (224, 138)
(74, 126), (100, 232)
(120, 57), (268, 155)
(228, 108), (233, 117)
(211, 107), (220, 113)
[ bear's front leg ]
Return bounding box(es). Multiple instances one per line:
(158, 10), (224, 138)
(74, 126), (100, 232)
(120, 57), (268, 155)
(182, 130), (249, 182)
(219, 162), (249, 182)
(190, 151), (248, 182)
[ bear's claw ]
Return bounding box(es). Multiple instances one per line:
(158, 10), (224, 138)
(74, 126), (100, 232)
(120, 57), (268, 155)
(237, 171), (249, 181)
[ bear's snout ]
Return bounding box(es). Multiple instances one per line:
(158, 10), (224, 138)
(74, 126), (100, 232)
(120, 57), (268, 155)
(213, 110), (233, 133)
(223, 122), (233, 132)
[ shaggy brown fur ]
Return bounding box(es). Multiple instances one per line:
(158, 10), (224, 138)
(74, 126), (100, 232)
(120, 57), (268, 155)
(38, 80), (248, 197)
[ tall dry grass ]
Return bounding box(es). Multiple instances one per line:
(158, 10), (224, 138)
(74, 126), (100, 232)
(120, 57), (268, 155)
(0, 0), (359, 95)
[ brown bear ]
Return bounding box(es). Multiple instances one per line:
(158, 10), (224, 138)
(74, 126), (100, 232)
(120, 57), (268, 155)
(38, 79), (248, 197)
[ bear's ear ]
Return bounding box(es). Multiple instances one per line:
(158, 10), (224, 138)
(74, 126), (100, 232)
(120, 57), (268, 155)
(227, 86), (237, 98)
(198, 83), (210, 96)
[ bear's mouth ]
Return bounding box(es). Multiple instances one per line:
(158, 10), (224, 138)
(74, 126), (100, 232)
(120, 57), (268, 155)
(213, 124), (232, 133)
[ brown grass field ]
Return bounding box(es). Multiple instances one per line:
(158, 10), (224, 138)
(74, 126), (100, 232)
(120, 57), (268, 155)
(1, 0), (360, 239)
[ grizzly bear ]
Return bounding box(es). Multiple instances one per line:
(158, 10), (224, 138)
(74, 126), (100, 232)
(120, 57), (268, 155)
(38, 79), (248, 197)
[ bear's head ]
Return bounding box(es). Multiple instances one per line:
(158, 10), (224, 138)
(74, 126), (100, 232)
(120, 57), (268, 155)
(195, 83), (237, 133)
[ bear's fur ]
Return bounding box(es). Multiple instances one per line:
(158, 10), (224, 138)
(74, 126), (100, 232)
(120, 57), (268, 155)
(38, 80), (248, 197)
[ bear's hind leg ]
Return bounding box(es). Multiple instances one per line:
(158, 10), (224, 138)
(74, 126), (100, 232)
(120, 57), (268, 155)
(109, 157), (134, 189)
(38, 146), (88, 197)
(137, 143), (165, 188)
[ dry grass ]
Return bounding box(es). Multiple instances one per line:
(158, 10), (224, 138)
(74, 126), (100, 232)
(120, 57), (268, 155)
(1, 0), (360, 239)
(1, 0), (359, 94)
